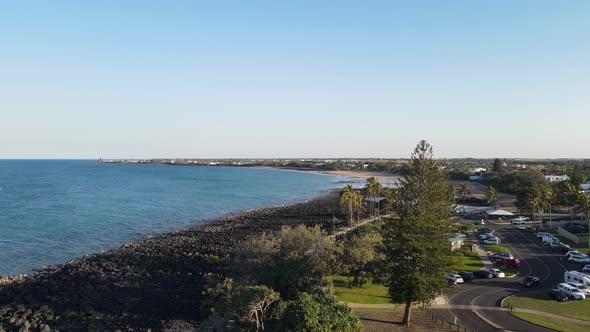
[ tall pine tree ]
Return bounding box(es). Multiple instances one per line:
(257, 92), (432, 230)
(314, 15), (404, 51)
(382, 140), (458, 326)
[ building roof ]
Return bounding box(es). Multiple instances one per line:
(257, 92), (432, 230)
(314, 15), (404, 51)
(485, 209), (514, 216)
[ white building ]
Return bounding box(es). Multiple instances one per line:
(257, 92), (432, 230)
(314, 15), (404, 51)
(545, 175), (570, 183)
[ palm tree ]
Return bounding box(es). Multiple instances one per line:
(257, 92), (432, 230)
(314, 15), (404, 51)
(353, 190), (366, 223)
(365, 177), (382, 217)
(575, 193), (590, 253)
(485, 186), (498, 210)
(527, 186), (544, 228)
(541, 186), (556, 229)
(340, 185), (356, 229)
(458, 184), (471, 198)
(562, 181), (579, 226)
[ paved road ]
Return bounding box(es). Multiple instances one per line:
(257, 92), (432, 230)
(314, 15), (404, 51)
(433, 222), (583, 332)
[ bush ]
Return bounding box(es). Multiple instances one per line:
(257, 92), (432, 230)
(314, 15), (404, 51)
(279, 292), (361, 332)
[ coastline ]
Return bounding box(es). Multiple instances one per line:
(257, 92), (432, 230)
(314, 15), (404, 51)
(254, 165), (401, 180)
(0, 192), (345, 331)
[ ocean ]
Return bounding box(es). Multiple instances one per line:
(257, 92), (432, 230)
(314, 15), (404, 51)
(0, 160), (346, 275)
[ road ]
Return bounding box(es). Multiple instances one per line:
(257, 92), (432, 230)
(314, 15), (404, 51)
(433, 222), (581, 332)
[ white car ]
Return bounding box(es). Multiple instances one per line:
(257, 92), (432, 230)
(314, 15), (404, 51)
(516, 225), (527, 230)
(483, 238), (500, 245)
(566, 250), (581, 258)
(568, 253), (590, 263)
(582, 265), (590, 273)
(536, 232), (552, 240)
(511, 217), (529, 224)
(488, 268), (505, 278)
(558, 283), (586, 300)
(479, 234), (494, 240)
(567, 282), (590, 296)
(447, 274), (464, 284)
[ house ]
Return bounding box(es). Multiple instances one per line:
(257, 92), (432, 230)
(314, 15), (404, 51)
(545, 175), (570, 183)
(449, 233), (466, 251)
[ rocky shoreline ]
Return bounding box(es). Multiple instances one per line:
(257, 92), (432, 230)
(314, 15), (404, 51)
(0, 192), (344, 332)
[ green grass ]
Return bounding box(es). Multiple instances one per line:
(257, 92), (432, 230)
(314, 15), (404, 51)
(483, 244), (509, 253)
(328, 276), (391, 304)
(504, 292), (590, 321)
(457, 249), (483, 271)
(511, 312), (589, 332)
(500, 266), (518, 277)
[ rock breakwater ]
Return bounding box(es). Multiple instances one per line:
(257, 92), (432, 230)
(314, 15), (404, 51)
(0, 193), (343, 331)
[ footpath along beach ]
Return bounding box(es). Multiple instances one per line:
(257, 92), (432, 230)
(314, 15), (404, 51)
(0, 192), (346, 332)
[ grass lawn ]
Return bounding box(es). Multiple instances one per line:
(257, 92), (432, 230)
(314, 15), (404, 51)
(504, 292), (590, 321)
(329, 276), (391, 304)
(457, 250), (483, 271)
(511, 312), (589, 332)
(484, 244), (509, 253)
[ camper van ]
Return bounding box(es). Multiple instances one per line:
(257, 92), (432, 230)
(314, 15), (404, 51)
(564, 271), (590, 288)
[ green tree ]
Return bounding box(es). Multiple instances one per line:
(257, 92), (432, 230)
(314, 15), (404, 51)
(527, 186), (544, 228)
(382, 140), (459, 326)
(280, 292), (361, 332)
(492, 158), (505, 173)
(542, 186), (556, 228)
(237, 225), (337, 299)
(458, 183), (471, 198)
(575, 193), (590, 254)
(560, 181), (580, 226)
(485, 186), (498, 210)
(570, 163), (587, 187)
(339, 232), (383, 287)
(340, 185), (356, 228)
(381, 187), (397, 214)
(365, 177), (383, 217)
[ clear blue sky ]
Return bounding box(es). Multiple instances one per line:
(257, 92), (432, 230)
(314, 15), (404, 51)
(1, 1), (589, 159)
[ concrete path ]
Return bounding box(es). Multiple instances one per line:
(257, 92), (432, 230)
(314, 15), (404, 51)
(327, 214), (392, 239)
(468, 231), (494, 269)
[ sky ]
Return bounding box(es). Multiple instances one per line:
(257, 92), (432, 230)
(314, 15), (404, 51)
(1, 1), (589, 159)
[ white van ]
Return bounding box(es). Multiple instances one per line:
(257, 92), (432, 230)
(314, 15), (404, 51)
(541, 234), (558, 244)
(511, 216), (529, 224)
(558, 283), (585, 300)
(536, 232), (552, 240)
(567, 282), (590, 296)
(564, 271), (590, 288)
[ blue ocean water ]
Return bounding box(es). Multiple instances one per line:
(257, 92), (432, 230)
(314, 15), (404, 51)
(0, 160), (346, 275)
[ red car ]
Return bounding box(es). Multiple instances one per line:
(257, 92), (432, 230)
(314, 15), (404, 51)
(521, 276), (540, 287)
(495, 258), (521, 268)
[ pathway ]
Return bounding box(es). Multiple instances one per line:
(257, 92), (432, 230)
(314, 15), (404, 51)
(328, 214), (392, 239)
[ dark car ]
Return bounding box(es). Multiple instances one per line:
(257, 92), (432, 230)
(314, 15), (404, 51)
(521, 276), (540, 287)
(473, 270), (493, 279)
(458, 271), (474, 282)
(551, 244), (571, 254)
(478, 228), (493, 234)
(548, 289), (568, 302)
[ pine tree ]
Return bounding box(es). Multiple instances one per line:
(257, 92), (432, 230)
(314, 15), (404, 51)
(382, 140), (458, 326)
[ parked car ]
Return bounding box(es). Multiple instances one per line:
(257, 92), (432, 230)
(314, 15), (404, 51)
(482, 238), (501, 245)
(493, 252), (514, 260)
(447, 274), (464, 284)
(495, 258), (521, 268)
(521, 276), (540, 287)
(516, 225), (527, 230)
(547, 289), (568, 302)
(566, 282), (590, 296)
(536, 232), (552, 240)
(458, 271), (474, 282)
(582, 265), (590, 273)
(479, 228), (493, 233)
(479, 233), (494, 240)
(557, 283), (586, 300)
(473, 270), (493, 279)
(511, 217), (529, 224)
(551, 243), (571, 253)
(488, 268), (505, 278)
(568, 253), (590, 264)
(565, 250), (581, 258)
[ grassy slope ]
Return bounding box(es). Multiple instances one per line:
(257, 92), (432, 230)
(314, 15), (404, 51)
(511, 312), (589, 332)
(329, 276), (391, 304)
(504, 292), (590, 321)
